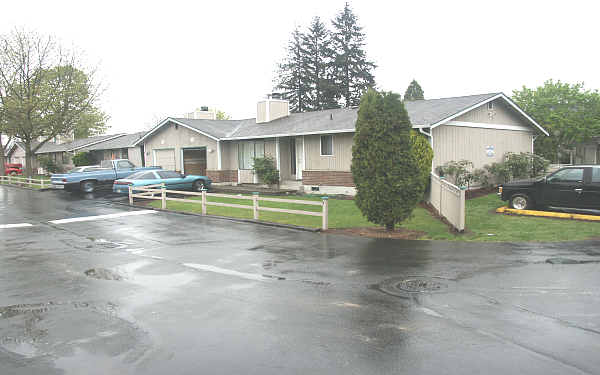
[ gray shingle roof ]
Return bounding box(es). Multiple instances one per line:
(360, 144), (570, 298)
(34, 134), (125, 154)
(171, 118), (242, 139)
(404, 93), (500, 126)
(80, 132), (146, 151)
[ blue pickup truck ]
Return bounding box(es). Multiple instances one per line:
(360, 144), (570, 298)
(51, 159), (161, 193)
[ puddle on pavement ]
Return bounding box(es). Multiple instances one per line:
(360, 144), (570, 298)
(546, 257), (600, 264)
(0, 301), (149, 362)
(372, 276), (456, 298)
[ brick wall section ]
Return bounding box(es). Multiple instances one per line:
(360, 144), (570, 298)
(206, 170), (238, 183)
(302, 171), (355, 187)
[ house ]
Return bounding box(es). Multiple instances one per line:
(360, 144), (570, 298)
(76, 132), (146, 166)
(134, 92), (548, 195)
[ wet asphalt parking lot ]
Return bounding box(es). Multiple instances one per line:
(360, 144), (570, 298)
(1, 186), (600, 374)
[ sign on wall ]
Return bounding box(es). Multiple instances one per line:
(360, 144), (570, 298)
(485, 145), (495, 157)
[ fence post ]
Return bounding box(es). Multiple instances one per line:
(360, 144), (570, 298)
(28, 177), (32, 187)
(41, 178), (44, 189)
(161, 183), (166, 209)
(129, 185), (133, 205)
(439, 176), (445, 217)
(322, 196), (329, 231)
(459, 187), (466, 232)
(8, 175), (11, 185)
(201, 189), (207, 216)
(252, 192), (259, 220)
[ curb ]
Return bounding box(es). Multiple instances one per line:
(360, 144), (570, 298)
(496, 206), (600, 222)
(111, 201), (321, 233)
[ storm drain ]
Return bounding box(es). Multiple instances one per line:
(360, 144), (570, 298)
(375, 276), (451, 298)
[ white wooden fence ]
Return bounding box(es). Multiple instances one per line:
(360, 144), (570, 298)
(0, 175), (48, 189)
(427, 173), (465, 232)
(129, 184), (329, 230)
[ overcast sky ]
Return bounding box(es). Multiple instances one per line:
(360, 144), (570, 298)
(4, 0), (599, 134)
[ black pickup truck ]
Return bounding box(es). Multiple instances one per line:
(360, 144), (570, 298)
(499, 165), (600, 211)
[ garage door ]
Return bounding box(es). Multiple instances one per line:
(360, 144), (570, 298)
(155, 149), (176, 171)
(183, 148), (207, 176)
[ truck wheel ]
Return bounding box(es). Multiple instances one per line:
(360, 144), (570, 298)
(510, 194), (533, 210)
(193, 180), (206, 192)
(81, 180), (96, 193)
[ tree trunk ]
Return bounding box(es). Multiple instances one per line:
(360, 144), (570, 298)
(25, 144), (34, 178)
(0, 150), (5, 176)
(385, 222), (394, 232)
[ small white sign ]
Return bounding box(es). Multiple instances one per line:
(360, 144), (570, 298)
(485, 145), (495, 157)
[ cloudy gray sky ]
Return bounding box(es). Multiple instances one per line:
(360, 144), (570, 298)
(4, 0), (599, 134)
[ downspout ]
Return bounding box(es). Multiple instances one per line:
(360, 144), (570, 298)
(531, 135), (538, 154)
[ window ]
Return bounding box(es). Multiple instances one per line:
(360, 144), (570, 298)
(548, 168), (584, 183)
(592, 167), (600, 183)
(117, 160), (134, 170)
(62, 153), (68, 164)
(238, 141), (265, 169)
(487, 101), (494, 110)
(320, 135), (333, 156)
(158, 171), (182, 179)
(128, 171), (156, 180)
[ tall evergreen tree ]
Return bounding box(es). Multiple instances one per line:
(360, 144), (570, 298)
(404, 80), (425, 101)
(274, 28), (311, 113)
(330, 3), (376, 107)
(351, 89), (425, 231)
(302, 17), (338, 110)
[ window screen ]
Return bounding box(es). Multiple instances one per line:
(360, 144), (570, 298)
(238, 141), (266, 169)
(321, 135), (333, 156)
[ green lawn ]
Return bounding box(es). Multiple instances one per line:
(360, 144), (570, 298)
(146, 192), (600, 242)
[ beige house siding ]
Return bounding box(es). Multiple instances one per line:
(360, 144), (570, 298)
(432, 125), (533, 169)
(128, 147), (143, 166)
(454, 98), (524, 125)
(305, 133), (354, 171)
(143, 123), (218, 172)
(220, 141), (239, 170)
(9, 146), (26, 166)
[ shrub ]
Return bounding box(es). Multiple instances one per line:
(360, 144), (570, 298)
(72, 151), (94, 167)
(352, 89), (424, 231)
(37, 156), (60, 173)
(410, 131), (434, 194)
(436, 160), (480, 188)
(252, 156), (279, 185)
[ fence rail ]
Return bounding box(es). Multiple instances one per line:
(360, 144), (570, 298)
(129, 184), (329, 230)
(427, 173), (465, 232)
(0, 175), (49, 189)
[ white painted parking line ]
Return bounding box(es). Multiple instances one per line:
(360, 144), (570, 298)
(183, 264), (270, 281)
(0, 223), (34, 229)
(49, 210), (157, 224)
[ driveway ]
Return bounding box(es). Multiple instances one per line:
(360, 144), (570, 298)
(1, 186), (600, 375)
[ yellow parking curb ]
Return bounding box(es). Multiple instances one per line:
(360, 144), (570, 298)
(496, 206), (600, 222)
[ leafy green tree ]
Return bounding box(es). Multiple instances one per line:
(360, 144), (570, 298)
(330, 3), (376, 107)
(352, 89), (424, 231)
(404, 80), (424, 101)
(512, 80), (600, 162)
(216, 110), (230, 120)
(410, 131), (433, 193)
(275, 27), (311, 113)
(72, 151), (94, 166)
(74, 107), (108, 139)
(0, 30), (104, 176)
(302, 17), (338, 110)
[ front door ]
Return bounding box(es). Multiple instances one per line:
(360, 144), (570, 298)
(543, 167), (586, 208)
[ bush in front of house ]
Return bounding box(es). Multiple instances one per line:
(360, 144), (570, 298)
(436, 159), (480, 189)
(351, 89), (426, 231)
(37, 156), (60, 174)
(410, 131), (434, 195)
(72, 151), (94, 167)
(252, 156), (280, 186)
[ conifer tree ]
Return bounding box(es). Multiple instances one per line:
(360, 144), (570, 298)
(330, 3), (376, 107)
(351, 89), (425, 231)
(404, 80), (425, 101)
(302, 17), (338, 110)
(275, 28), (311, 113)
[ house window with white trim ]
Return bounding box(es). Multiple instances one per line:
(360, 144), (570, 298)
(320, 135), (333, 156)
(487, 101), (494, 110)
(238, 140), (265, 169)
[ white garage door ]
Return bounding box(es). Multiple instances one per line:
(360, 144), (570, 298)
(154, 149), (176, 171)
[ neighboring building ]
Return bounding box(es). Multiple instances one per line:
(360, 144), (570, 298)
(574, 138), (599, 165)
(77, 132), (146, 166)
(134, 93), (548, 195)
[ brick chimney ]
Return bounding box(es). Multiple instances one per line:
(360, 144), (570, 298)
(256, 93), (289, 124)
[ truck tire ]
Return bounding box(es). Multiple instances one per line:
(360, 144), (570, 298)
(80, 180), (96, 193)
(510, 193), (533, 210)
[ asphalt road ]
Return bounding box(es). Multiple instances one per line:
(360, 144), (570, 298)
(1, 186), (600, 375)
